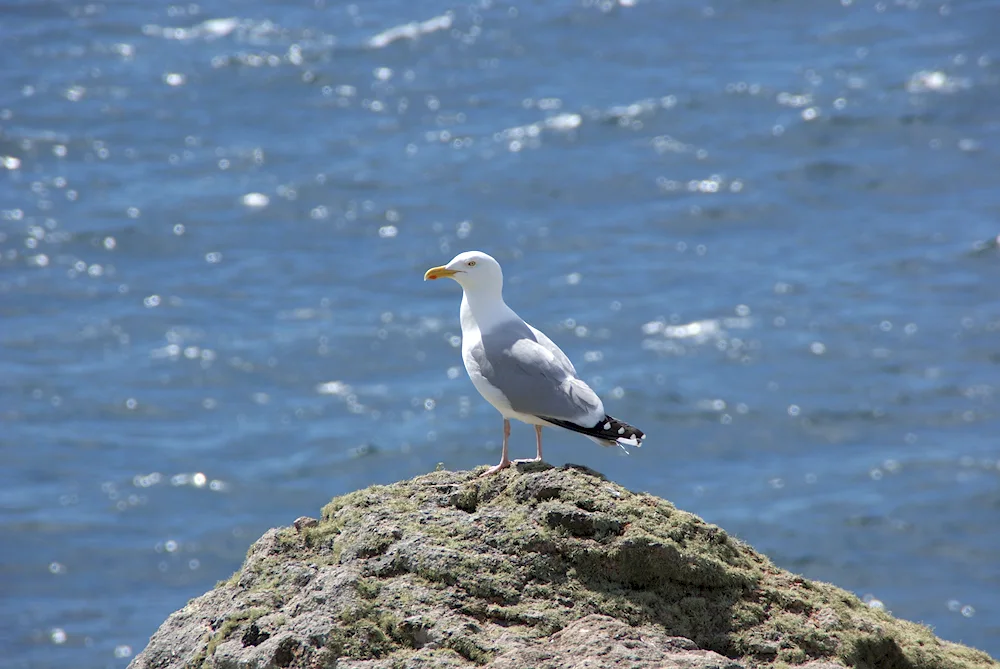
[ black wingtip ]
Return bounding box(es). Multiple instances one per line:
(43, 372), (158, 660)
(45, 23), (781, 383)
(539, 414), (645, 446)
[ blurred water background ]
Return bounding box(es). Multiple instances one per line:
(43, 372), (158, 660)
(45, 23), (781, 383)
(2, 0), (999, 666)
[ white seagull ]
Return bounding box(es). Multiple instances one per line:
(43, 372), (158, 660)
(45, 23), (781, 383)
(424, 250), (645, 476)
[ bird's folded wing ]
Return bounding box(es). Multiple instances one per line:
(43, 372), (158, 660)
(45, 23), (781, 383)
(471, 332), (603, 424)
(527, 324), (577, 376)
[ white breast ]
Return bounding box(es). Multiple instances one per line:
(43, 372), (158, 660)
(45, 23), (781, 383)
(459, 295), (516, 417)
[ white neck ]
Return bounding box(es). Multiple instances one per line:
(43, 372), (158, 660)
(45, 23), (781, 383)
(461, 287), (517, 333)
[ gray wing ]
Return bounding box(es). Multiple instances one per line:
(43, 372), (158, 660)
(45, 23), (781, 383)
(471, 319), (603, 423)
(527, 323), (577, 376)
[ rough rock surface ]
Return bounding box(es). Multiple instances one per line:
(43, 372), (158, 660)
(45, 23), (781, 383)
(129, 464), (998, 669)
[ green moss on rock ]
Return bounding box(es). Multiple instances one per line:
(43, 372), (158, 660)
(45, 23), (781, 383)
(129, 464), (998, 669)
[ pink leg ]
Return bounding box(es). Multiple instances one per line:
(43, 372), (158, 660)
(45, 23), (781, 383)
(480, 418), (512, 476)
(514, 425), (544, 464)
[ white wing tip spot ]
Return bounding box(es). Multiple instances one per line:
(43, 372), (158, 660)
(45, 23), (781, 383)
(618, 427), (626, 435)
(603, 422), (611, 430)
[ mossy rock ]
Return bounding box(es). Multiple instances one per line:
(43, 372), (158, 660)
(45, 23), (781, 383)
(128, 464), (998, 669)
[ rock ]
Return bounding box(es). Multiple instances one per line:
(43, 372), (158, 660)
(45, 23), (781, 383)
(129, 464), (998, 669)
(490, 614), (741, 669)
(293, 516), (319, 532)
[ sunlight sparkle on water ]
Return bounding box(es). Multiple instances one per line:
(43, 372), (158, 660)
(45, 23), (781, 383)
(863, 594), (885, 610)
(242, 193), (269, 208)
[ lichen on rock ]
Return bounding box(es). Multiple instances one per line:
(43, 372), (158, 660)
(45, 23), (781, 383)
(129, 463), (998, 669)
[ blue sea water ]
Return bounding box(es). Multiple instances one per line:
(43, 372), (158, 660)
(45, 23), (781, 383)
(1, 0), (999, 666)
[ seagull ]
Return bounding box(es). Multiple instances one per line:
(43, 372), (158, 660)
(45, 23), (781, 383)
(424, 250), (645, 476)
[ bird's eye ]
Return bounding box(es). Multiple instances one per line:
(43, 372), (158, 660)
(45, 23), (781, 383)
(467, 261), (476, 267)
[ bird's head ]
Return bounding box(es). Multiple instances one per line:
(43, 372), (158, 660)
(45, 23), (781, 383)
(424, 250), (503, 293)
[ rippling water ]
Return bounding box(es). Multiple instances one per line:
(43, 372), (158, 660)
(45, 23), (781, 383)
(2, 0), (999, 666)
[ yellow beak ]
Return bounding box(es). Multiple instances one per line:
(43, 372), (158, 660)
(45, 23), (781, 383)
(424, 265), (458, 281)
